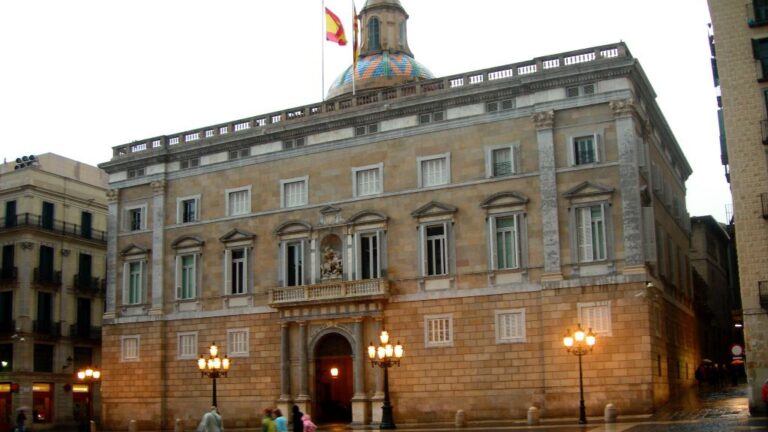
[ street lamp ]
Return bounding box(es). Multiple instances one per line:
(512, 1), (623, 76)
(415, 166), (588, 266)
(197, 342), (230, 407)
(76, 366), (101, 430)
(563, 324), (596, 425)
(368, 330), (403, 430)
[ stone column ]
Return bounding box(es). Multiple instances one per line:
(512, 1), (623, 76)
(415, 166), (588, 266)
(611, 99), (645, 271)
(533, 111), (563, 279)
(371, 318), (384, 424)
(295, 322), (310, 415)
(150, 180), (166, 314)
(351, 318), (368, 424)
(277, 322), (292, 420)
(104, 189), (119, 320)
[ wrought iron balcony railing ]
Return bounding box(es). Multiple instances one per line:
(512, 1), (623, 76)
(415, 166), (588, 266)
(0, 213), (106, 243)
(33, 268), (61, 286)
(73, 275), (104, 294)
(0, 267), (17, 282)
(270, 278), (389, 306)
(69, 324), (102, 341)
(0, 320), (15, 335)
(32, 320), (61, 338)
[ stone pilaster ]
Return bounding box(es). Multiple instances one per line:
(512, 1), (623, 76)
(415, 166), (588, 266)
(371, 318), (384, 424)
(150, 180), (166, 314)
(104, 189), (119, 320)
(533, 110), (562, 278)
(295, 321), (310, 414)
(279, 322), (291, 401)
(351, 319), (368, 424)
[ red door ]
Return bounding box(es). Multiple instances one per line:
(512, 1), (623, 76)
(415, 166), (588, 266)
(0, 390), (11, 432)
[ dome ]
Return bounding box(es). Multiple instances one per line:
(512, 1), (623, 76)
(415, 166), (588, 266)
(327, 52), (434, 98)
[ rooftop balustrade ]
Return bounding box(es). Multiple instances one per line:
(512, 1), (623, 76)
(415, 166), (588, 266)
(110, 43), (628, 160)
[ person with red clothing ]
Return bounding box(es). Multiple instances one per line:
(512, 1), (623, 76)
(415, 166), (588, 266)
(762, 378), (768, 413)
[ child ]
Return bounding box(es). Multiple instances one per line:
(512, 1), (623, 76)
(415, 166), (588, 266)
(301, 414), (316, 432)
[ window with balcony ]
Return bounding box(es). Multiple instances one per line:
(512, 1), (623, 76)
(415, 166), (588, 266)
(79, 211), (93, 239)
(418, 154), (450, 188)
(0, 344), (12, 371)
(281, 177), (308, 208)
(74, 298), (92, 339)
(424, 224), (448, 276)
(73, 347), (93, 371)
(225, 187), (251, 216)
(37, 246), (55, 283)
(0, 292), (12, 334)
(352, 164), (382, 197)
(750, 0), (768, 27)
(76, 253), (93, 290)
(225, 248), (249, 295)
(177, 195), (200, 224)
(3, 200), (16, 228)
(1, 244), (15, 281)
(284, 241), (304, 287)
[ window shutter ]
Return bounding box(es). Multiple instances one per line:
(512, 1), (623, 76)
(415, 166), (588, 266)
(375, 230), (382, 278)
(122, 262), (129, 305)
(303, 240), (310, 285)
(193, 253), (199, 298)
(577, 207), (594, 262)
(175, 256), (181, 300)
(753, 39), (761, 59)
(594, 133), (603, 163)
(278, 243), (285, 287)
(139, 260), (145, 303)
(567, 137), (575, 166)
(419, 225), (427, 276)
(223, 249), (230, 294)
(445, 221), (453, 275)
(243, 247), (250, 293)
(512, 144), (521, 174)
(489, 217), (497, 271)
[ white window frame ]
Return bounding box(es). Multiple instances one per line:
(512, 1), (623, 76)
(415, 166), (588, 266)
(227, 328), (250, 357)
(417, 153), (451, 188)
(225, 186), (251, 217)
(421, 222), (449, 277)
(224, 247), (249, 295)
(575, 204), (608, 263)
(177, 332), (198, 360)
(354, 230), (383, 280)
(121, 335), (140, 362)
(282, 240), (306, 287)
(568, 132), (604, 166)
(352, 163), (383, 197)
(175, 253), (198, 300)
(485, 143), (519, 178)
(495, 309), (526, 344)
(578, 300), (612, 336)
(124, 204), (147, 232)
(424, 314), (453, 348)
(280, 176), (309, 208)
(176, 195), (201, 224)
(122, 260), (145, 306)
(489, 213), (523, 270)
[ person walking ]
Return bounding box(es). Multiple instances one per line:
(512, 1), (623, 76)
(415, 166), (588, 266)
(15, 409), (27, 432)
(291, 405), (303, 432)
(274, 408), (287, 432)
(262, 408), (276, 432)
(302, 414), (317, 432)
(197, 406), (223, 432)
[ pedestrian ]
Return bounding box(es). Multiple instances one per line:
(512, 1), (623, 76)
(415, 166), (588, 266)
(274, 408), (287, 432)
(262, 408), (276, 432)
(302, 414), (316, 432)
(15, 409), (26, 432)
(762, 378), (768, 413)
(291, 405), (304, 432)
(196, 406), (223, 432)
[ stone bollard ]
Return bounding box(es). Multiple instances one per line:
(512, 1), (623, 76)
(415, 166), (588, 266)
(455, 409), (466, 427)
(527, 406), (540, 425)
(128, 419), (137, 432)
(90, 420), (96, 432)
(175, 418), (184, 432)
(604, 403), (617, 423)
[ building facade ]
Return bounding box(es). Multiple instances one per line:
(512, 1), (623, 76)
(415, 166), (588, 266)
(708, 0), (768, 413)
(0, 153), (107, 431)
(98, 1), (697, 429)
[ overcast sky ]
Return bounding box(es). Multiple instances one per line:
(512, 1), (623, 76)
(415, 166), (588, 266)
(0, 1), (729, 221)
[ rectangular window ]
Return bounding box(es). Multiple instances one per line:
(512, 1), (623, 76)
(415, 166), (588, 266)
(359, 233), (379, 279)
(121, 336), (140, 361)
(285, 241), (303, 287)
(41, 201), (54, 230)
(492, 147), (513, 177)
(576, 205), (607, 262)
(33, 344), (54, 372)
(578, 301), (612, 336)
(354, 166), (382, 197)
(419, 111), (445, 124)
(4, 200), (17, 228)
(282, 179), (307, 208)
(424, 315), (453, 347)
(355, 123), (379, 136)
(753, 38), (768, 79)
(229, 148), (250, 160)
(0, 344), (12, 371)
(755, 0), (768, 25)
(178, 197), (199, 224)
(179, 158), (200, 170)
(230, 249), (246, 295)
(126, 206), (145, 231)
(495, 309), (526, 343)
(127, 261), (142, 305)
(227, 329), (249, 357)
(425, 224), (448, 276)
(80, 211), (92, 239)
(226, 188), (250, 216)
(283, 137), (305, 149)
(177, 254), (197, 300)
(419, 156), (449, 187)
(127, 168), (145, 179)
(38, 246), (55, 283)
(494, 215), (520, 270)
(177, 332), (197, 359)
(573, 135), (597, 165)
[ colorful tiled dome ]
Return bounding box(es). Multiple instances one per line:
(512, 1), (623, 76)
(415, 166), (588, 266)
(327, 52), (434, 98)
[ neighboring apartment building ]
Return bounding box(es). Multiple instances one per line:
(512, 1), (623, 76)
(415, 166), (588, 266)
(708, 0), (768, 413)
(98, 1), (697, 428)
(0, 153), (108, 431)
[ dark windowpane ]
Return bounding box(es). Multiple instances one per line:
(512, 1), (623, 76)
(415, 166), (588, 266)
(0, 292), (12, 326)
(368, 17), (380, 51)
(4, 201), (16, 228)
(0, 344), (12, 371)
(81, 211), (92, 239)
(33, 344), (54, 372)
(41, 202), (54, 230)
(77, 298), (91, 334)
(1, 245), (14, 280)
(38, 246), (54, 282)
(73, 346), (93, 371)
(37, 292), (52, 323)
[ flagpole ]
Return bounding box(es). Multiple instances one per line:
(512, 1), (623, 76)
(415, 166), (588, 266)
(322, 0), (326, 101)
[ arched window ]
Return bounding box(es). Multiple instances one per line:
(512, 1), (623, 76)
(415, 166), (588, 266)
(368, 17), (381, 51)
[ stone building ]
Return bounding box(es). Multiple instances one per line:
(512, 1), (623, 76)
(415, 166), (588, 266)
(0, 153), (107, 430)
(98, 0), (697, 429)
(708, 0), (768, 413)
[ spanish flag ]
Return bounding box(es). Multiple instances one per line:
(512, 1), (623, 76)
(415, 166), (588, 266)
(325, 7), (347, 46)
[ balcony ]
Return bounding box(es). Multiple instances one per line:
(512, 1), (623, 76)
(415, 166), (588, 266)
(0, 213), (106, 243)
(73, 275), (105, 295)
(269, 278), (389, 307)
(0, 320), (15, 336)
(32, 321), (61, 338)
(33, 268), (61, 286)
(0, 267), (17, 282)
(69, 324), (102, 341)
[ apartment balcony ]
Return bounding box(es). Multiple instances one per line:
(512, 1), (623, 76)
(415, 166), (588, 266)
(32, 320), (61, 339)
(33, 268), (61, 286)
(0, 213), (106, 243)
(269, 278), (389, 307)
(69, 324), (102, 341)
(0, 320), (15, 336)
(73, 275), (105, 295)
(0, 267), (17, 282)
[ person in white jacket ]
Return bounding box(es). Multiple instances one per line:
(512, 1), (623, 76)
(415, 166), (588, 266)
(197, 406), (223, 432)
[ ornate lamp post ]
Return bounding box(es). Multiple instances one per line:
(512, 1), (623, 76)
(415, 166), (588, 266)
(76, 366), (101, 429)
(563, 324), (596, 424)
(368, 330), (403, 430)
(197, 342), (230, 407)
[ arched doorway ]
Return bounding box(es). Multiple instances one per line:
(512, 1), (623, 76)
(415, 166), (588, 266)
(313, 333), (353, 423)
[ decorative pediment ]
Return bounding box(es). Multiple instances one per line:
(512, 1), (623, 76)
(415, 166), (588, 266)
(274, 220), (313, 236)
(411, 201), (458, 218)
(171, 236), (205, 250)
(562, 182), (615, 199)
(347, 210), (388, 225)
(480, 191), (529, 209)
(120, 244), (150, 257)
(320, 205), (341, 215)
(219, 229), (256, 243)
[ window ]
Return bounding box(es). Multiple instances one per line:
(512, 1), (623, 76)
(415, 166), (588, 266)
(573, 135), (599, 165)
(33, 344), (54, 372)
(355, 123), (379, 136)
(176, 254), (197, 300)
(753, 0), (768, 26)
(283, 137), (305, 150)
(284, 241), (304, 287)
(418, 154), (450, 187)
(424, 224), (448, 276)
(0, 344), (12, 371)
(754, 38), (768, 79)
(41, 201), (54, 230)
(281, 177), (308, 208)
(399, 21), (406, 49)
(491, 214), (522, 270)
(227, 329), (249, 357)
(424, 314), (453, 347)
(37, 246), (55, 283)
(4, 200), (17, 228)
(486, 99), (515, 112)
(486, 144), (519, 177)
(1, 245), (14, 281)
(566, 84), (595, 97)
(229, 148), (250, 160)
(179, 158), (200, 170)
(127, 168), (145, 179)
(81, 211), (92, 239)
(177, 196), (200, 224)
(495, 309), (526, 343)
(368, 17), (381, 51)
(357, 232), (380, 279)
(177, 332), (197, 359)
(121, 336), (140, 361)
(419, 111), (445, 124)
(578, 301), (612, 336)
(227, 248), (248, 295)
(125, 205), (146, 231)
(576, 204), (607, 262)
(32, 383), (53, 423)
(124, 261), (144, 305)
(226, 187), (250, 216)
(353, 164), (382, 197)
